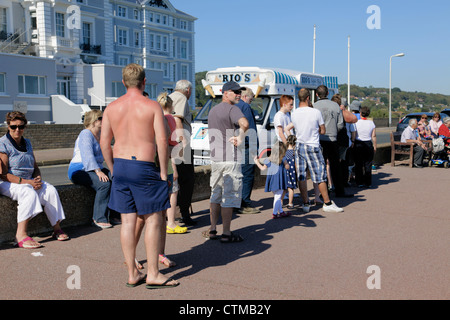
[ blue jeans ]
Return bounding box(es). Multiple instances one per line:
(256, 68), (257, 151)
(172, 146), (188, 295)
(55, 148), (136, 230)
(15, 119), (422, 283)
(241, 146), (256, 208)
(241, 163), (255, 208)
(71, 169), (111, 223)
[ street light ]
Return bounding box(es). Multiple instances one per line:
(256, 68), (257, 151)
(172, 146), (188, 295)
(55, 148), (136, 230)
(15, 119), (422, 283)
(389, 53), (405, 127)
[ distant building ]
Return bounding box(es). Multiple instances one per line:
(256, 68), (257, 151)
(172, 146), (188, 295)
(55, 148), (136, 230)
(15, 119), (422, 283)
(0, 0), (196, 123)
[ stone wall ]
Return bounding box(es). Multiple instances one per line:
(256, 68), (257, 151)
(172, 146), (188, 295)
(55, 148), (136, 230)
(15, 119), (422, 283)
(0, 124), (83, 150)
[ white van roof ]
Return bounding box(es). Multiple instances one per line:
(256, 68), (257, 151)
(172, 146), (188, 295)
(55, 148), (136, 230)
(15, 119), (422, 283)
(204, 66), (334, 96)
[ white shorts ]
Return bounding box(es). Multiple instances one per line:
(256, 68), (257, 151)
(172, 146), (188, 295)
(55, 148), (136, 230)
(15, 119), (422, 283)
(210, 162), (243, 208)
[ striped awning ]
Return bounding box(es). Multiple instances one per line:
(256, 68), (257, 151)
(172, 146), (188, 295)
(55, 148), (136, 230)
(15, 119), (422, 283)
(273, 71), (299, 85)
(323, 76), (339, 89)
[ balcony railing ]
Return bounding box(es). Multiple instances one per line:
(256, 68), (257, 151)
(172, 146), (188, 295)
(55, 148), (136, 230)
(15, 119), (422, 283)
(80, 43), (101, 55)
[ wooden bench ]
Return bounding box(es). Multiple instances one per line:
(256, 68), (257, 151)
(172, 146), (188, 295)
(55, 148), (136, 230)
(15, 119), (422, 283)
(391, 132), (414, 167)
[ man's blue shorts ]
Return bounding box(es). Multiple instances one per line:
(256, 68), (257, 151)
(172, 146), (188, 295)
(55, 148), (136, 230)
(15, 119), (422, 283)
(108, 158), (170, 215)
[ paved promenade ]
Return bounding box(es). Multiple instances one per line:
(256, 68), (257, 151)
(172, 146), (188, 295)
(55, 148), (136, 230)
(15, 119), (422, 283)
(0, 152), (448, 302)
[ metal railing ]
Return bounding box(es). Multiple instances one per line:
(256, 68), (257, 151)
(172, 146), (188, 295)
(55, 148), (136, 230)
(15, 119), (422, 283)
(0, 28), (32, 53)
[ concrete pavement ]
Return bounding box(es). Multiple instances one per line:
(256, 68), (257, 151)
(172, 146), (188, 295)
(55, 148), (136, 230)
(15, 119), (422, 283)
(0, 160), (448, 301)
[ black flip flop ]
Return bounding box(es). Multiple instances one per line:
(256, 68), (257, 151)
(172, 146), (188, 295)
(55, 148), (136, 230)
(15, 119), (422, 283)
(146, 278), (179, 289)
(126, 275), (146, 288)
(220, 232), (244, 243)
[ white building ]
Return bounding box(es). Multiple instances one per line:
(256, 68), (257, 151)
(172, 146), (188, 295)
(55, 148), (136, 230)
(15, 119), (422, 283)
(0, 0), (196, 123)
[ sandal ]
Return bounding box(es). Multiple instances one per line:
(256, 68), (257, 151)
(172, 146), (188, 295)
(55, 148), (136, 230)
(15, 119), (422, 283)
(280, 211), (291, 218)
(16, 236), (42, 249)
(52, 229), (69, 241)
(220, 232), (243, 243)
(166, 225), (188, 234)
(201, 229), (219, 240)
(159, 254), (176, 268)
(93, 220), (113, 229)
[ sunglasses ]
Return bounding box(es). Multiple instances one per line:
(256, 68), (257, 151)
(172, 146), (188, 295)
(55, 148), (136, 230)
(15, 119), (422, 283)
(97, 117), (103, 121)
(9, 125), (26, 130)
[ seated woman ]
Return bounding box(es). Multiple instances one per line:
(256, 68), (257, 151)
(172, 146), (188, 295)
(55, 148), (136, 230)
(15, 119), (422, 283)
(0, 111), (68, 249)
(418, 115), (432, 140)
(68, 110), (113, 229)
(438, 117), (450, 145)
(429, 112), (443, 138)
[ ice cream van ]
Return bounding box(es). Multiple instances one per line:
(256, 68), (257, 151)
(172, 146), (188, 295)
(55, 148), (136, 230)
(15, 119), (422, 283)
(191, 66), (339, 166)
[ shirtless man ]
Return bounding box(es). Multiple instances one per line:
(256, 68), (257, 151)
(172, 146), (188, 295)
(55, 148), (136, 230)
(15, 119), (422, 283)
(100, 63), (178, 289)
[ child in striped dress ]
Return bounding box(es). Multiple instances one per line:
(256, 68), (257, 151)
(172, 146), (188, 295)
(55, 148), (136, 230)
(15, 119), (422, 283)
(285, 135), (297, 209)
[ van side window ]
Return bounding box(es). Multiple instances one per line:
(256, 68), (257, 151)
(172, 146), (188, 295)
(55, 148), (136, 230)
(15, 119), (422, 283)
(269, 99), (280, 124)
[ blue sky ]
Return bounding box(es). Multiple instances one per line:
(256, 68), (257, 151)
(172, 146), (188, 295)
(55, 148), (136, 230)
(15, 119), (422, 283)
(171, 0), (450, 95)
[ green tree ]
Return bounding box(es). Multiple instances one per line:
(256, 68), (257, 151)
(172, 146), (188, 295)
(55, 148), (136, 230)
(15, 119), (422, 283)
(195, 71), (208, 108)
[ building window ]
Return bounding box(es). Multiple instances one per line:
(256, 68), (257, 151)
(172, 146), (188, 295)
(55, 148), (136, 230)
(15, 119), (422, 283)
(112, 81), (126, 97)
(119, 56), (129, 66)
(118, 28), (127, 46)
(172, 38), (176, 58)
(163, 63), (168, 78)
(181, 65), (188, 80)
(180, 40), (188, 59)
(134, 9), (140, 21)
(134, 31), (141, 47)
(162, 36), (168, 52)
(149, 34), (154, 49)
(117, 6), (127, 18)
(145, 84), (157, 99)
(180, 20), (188, 30)
(148, 12), (153, 23)
(156, 35), (161, 50)
(0, 8), (7, 34)
(18, 75), (46, 95)
(55, 13), (65, 37)
(0, 73), (5, 93)
(82, 22), (91, 45)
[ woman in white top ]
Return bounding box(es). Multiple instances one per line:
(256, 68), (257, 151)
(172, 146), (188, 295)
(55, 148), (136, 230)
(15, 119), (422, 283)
(353, 106), (377, 187)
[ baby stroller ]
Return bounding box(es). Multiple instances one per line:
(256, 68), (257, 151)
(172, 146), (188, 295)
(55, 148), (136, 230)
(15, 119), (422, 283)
(429, 137), (450, 168)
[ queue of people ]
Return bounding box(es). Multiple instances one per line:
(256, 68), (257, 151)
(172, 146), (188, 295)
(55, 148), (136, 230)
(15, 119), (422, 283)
(4, 63), (441, 291)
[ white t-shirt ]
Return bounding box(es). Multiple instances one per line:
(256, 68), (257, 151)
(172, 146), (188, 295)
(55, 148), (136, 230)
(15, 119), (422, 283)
(274, 111), (292, 141)
(355, 119), (376, 141)
(291, 107), (324, 147)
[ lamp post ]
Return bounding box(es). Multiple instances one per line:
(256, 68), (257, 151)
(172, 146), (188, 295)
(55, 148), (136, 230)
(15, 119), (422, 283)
(348, 36), (350, 109)
(389, 53), (405, 127)
(312, 25), (316, 73)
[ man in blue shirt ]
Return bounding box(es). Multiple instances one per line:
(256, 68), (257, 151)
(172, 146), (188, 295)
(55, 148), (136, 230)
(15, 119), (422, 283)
(235, 87), (260, 214)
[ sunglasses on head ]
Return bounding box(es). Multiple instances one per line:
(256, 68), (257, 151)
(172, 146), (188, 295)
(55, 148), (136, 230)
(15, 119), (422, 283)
(9, 125), (26, 130)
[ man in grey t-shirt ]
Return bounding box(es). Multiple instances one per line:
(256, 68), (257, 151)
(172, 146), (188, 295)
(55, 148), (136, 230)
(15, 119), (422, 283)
(205, 81), (249, 243)
(314, 85), (352, 198)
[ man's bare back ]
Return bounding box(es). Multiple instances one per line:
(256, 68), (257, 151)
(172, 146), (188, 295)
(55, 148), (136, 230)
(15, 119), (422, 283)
(100, 87), (168, 178)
